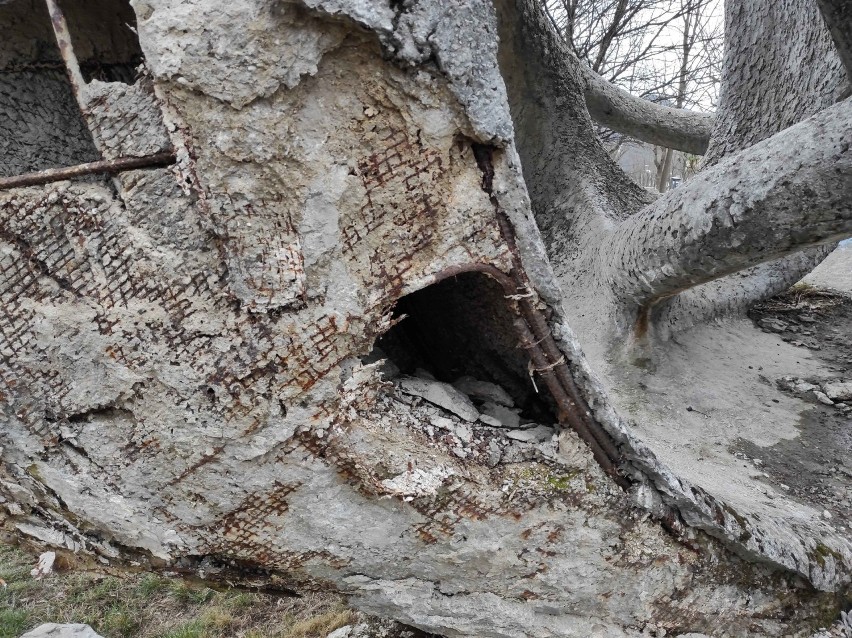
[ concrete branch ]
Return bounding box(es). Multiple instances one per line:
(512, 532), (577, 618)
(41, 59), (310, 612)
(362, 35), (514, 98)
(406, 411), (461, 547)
(579, 64), (714, 155)
(609, 99), (852, 307)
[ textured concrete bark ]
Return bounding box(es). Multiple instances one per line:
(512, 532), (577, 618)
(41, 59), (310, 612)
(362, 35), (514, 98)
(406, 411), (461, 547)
(817, 0), (852, 83)
(0, 0), (850, 636)
(705, 0), (847, 165)
(663, 0), (850, 329)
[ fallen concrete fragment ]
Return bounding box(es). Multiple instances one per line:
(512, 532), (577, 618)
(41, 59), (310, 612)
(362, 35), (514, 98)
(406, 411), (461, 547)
(814, 390), (836, 405)
(397, 377), (480, 422)
(453, 376), (515, 407)
(822, 381), (852, 402)
(480, 401), (522, 428)
(506, 425), (555, 443)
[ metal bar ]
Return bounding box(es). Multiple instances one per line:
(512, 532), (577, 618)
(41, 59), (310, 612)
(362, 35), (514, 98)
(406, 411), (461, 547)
(0, 152), (177, 191)
(466, 143), (629, 487)
(44, 0), (85, 103)
(522, 307), (624, 464)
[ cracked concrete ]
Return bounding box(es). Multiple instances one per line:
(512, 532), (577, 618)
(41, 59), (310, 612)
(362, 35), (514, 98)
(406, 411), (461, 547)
(0, 0), (849, 636)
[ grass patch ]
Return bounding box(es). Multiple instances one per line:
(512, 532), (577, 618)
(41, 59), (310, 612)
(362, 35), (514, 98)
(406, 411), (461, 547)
(0, 544), (352, 638)
(282, 609), (354, 638)
(0, 608), (31, 638)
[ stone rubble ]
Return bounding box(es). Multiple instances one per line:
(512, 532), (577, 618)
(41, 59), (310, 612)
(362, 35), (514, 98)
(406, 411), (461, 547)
(777, 376), (852, 411)
(391, 366), (544, 431)
(452, 376), (515, 407)
(822, 380), (852, 402)
(396, 377), (479, 422)
(388, 368), (560, 468)
(505, 425), (556, 443)
(325, 612), (435, 638)
(479, 401), (523, 428)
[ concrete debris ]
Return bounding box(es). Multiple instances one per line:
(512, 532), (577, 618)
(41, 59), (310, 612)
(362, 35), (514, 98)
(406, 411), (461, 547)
(506, 425), (555, 443)
(814, 391), (836, 406)
(389, 376), (560, 469)
(777, 376), (852, 406)
(30, 551), (55, 580)
(486, 440), (503, 467)
(448, 421), (473, 444)
(20, 625), (104, 638)
(361, 347), (401, 380)
(429, 415), (455, 431)
(452, 376), (514, 407)
(479, 401), (522, 428)
(397, 377), (479, 422)
(379, 465), (454, 499)
(324, 613), (429, 638)
(822, 381), (852, 402)
(778, 376), (819, 394)
(478, 414), (503, 427)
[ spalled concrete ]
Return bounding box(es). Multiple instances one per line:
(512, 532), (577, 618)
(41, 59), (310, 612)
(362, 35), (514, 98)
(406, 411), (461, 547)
(0, 0), (849, 636)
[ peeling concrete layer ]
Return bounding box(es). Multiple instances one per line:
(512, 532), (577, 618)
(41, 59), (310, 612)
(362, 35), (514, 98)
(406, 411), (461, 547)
(0, 0), (849, 636)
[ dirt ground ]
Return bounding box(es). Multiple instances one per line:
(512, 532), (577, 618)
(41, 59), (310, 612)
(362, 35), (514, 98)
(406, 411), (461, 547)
(743, 286), (852, 525)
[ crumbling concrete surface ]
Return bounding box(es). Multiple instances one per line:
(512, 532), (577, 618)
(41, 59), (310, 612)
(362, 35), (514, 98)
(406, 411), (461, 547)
(0, 0), (849, 636)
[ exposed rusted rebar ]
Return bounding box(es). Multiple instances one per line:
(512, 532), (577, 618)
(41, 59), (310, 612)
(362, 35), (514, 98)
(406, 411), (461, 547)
(521, 308), (623, 464)
(0, 153), (177, 191)
(44, 0), (85, 103)
(465, 142), (628, 488)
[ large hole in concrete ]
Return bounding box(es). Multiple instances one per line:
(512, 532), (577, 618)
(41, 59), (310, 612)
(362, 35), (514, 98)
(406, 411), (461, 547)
(369, 271), (558, 425)
(0, 0), (99, 176)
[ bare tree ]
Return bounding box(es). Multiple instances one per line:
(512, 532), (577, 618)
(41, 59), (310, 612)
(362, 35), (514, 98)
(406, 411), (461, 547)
(545, 0), (722, 162)
(0, 0), (850, 636)
(652, 0), (721, 190)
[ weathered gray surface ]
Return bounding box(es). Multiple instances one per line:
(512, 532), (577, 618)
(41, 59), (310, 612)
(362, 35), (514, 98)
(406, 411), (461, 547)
(0, 71), (98, 177)
(705, 0), (847, 165)
(816, 0), (852, 84)
(805, 242), (852, 295)
(608, 100), (852, 306)
(0, 0), (850, 637)
(19, 625), (103, 638)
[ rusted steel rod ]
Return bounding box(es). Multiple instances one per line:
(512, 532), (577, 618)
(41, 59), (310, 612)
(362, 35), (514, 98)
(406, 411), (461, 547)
(44, 0), (85, 102)
(0, 153), (177, 191)
(522, 308), (623, 463)
(468, 145), (623, 469)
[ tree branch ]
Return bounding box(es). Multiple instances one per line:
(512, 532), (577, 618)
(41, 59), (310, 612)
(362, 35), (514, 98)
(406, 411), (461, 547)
(608, 99), (852, 307)
(579, 62), (714, 155)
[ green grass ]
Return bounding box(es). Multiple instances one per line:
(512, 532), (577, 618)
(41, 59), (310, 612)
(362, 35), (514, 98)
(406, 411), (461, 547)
(160, 620), (207, 638)
(0, 608), (31, 638)
(0, 544), (354, 638)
